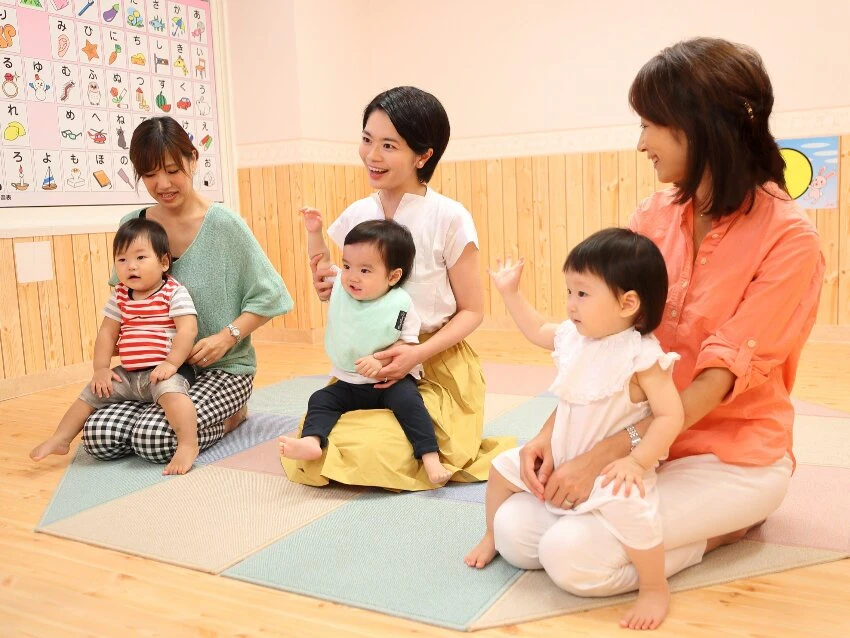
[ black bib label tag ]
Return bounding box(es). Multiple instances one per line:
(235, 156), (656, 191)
(395, 310), (407, 330)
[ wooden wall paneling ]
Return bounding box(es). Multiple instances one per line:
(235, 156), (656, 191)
(531, 156), (552, 317)
(470, 160), (491, 315)
(88, 233), (112, 312)
(0, 239), (26, 378)
(454, 161), (473, 215)
(618, 149), (638, 227)
(440, 161), (457, 199)
(514, 157), (536, 303)
(301, 164), (324, 330)
(500, 158), (518, 260)
(261, 167), (285, 330)
(838, 135), (850, 324)
(52, 235), (83, 366)
(105, 232), (116, 274)
(636, 152), (655, 202)
(71, 235), (98, 360)
(237, 168), (254, 231)
(429, 165), (442, 193)
(355, 166), (369, 201)
(547, 155), (568, 318)
(814, 207), (840, 324)
(486, 159), (505, 317)
(581, 152), (602, 238)
(248, 167), (269, 267)
(15, 238), (46, 375)
(600, 151), (620, 231)
(287, 164), (309, 330)
(36, 236), (64, 370)
(273, 166), (298, 330)
(564, 154), (584, 256)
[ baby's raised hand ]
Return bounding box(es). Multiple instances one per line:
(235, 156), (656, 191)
(354, 354), (382, 379)
(488, 257), (525, 295)
(600, 455), (647, 498)
(300, 206), (324, 233)
(90, 367), (122, 398)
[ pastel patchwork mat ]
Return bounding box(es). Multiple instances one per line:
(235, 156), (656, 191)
(36, 366), (850, 631)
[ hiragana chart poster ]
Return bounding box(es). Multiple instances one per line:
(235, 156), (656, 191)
(0, 0), (223, 207)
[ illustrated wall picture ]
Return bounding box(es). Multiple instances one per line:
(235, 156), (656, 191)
(778, 136), (839, 209)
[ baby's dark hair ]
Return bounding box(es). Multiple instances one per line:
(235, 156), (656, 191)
(344, 220), (416, 287)
(113, 218), (172, 273)
(563, 228), (668, 335)
(362, 86), (450, 183)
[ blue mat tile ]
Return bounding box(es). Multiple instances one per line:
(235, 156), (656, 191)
(248, 376), (329, 417)
(416, 481), (487, 504)
(483, 396), (559, 439)
(196, 412), (300, 465)
(223, 492), (522, 630)
(37, 447), (168, 528)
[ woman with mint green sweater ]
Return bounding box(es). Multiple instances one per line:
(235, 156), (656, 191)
(82, 117), (292, 463)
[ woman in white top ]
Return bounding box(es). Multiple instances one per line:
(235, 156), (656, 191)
(283, 86), (514, 491)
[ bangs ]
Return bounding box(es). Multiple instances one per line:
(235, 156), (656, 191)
(628, 56), (681, 128)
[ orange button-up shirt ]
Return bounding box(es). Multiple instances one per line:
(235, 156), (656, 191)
(630, 185), (824, 467)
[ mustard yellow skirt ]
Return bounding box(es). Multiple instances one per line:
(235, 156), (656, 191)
(281, 335), (516, 491)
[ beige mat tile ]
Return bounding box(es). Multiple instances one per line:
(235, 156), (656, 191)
(793, 413), (850, 468)
(470, 540), (848, 630)
(484, 393), (532, 424)
(42, 466), (360, 573)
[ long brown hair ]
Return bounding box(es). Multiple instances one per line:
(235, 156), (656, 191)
(629, 38), (787, 217)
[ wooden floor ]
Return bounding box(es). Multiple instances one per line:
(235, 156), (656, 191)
(2, 331), (849, 637)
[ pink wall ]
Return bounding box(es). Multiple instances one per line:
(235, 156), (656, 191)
(227, 0), (850, 147)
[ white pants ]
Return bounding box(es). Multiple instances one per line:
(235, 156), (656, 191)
(492, 453), (793, 597)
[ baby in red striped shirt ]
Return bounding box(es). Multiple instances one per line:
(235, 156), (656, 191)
(30, 218), (200, 475)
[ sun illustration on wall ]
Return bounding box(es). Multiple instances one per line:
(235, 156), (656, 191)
(780, 147), (813, 200)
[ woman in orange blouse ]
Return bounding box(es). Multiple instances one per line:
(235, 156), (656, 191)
(492, 37), (825, 608)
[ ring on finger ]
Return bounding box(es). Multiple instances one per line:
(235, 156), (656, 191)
(563, 498), (574, 509)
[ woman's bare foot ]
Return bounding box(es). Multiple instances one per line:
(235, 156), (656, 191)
(279, 435), (322, 461)
(223, 405), (248, 434)
(704, 520), (765, 554)
(422, 451), (453, 484)
(163, 443), (199, 475)
(465, 531), (498, 569)
(620, 582), (670, 630)
(30, 437), (72, 461)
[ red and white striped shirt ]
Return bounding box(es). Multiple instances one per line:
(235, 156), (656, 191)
(104, 275), (197, 370)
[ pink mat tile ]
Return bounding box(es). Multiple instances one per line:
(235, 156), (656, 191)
(791, 398), (850, 418)
(214, 439), (286, 476)
(747, 464), (850, 552)
(482, 363), (554, 396)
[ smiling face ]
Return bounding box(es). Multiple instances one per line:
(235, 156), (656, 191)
(140, 154), (196, 210)
(565, 270), (638, 339)
(114, 236), (169, 299)
(340, 241), (401, 301)
(358, 109), (430, 197)
(636, 119), (689, 185)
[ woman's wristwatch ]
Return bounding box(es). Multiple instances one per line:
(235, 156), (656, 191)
(626, 424), (642, 451)
(226, 323), (241, 343)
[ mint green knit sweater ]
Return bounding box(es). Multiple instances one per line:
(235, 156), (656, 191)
(114, 204), (293, 375)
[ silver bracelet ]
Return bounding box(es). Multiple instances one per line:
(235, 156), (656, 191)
(626, 424), (642, 451)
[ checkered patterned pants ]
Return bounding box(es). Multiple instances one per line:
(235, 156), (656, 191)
(82, 369), (254, 463)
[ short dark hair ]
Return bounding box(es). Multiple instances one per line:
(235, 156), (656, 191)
(629, 37), (787, 218)
(344, 220), (416, 287)
(129, 116), (198, 183)
(362, 86), (450, 183)
(563, 228), (667, 335)
(113, 218), (172, 273)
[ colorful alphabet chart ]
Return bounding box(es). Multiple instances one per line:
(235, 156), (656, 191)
(0, 0), (223, 207)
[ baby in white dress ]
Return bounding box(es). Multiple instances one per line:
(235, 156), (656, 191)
(466, 228), (684, 631)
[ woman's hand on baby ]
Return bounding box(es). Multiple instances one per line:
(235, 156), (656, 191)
(310, 253), (334, 302)
(488, 257), (525, 296)
(149, 362), (177, 383)
(300, 206), (324, 233)
(90, 367), (122, 398)
(543, 450), (602, 508)
(372, 342), (420, 389)
(600, 456), (647, 498)
(354, 355), (383, 379)
(189, 331), (233, 367)
(519, 434), (554, 500)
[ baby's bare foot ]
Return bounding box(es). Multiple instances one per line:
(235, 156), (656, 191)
(30, 437), (71, 461)
(422, 452), (453, 485)
(163, 443), (199, 475)
(223, 405), (248, 434)
(465, 531), (498, 569)
(620, 582), (669, 630)
(278, 435), (322, 461)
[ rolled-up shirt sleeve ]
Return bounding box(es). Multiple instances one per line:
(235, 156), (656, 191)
(694, 227), (824, 403)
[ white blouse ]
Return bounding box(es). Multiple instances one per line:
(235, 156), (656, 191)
(327, 188), (478, 334)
